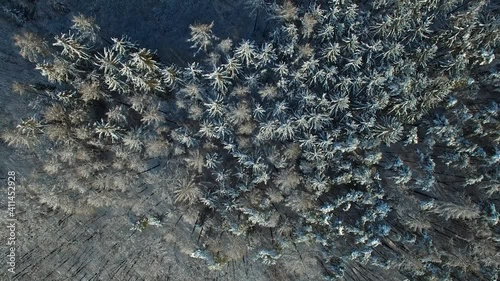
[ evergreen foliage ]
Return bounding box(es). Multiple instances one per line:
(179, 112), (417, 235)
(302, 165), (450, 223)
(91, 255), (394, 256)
(5, 1), (500, 280)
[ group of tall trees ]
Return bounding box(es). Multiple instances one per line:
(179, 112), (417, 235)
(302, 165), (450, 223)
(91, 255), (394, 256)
(5, 0), (499, 280)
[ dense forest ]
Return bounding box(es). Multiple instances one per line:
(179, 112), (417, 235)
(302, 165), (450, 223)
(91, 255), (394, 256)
(2, 0), (499, 280)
